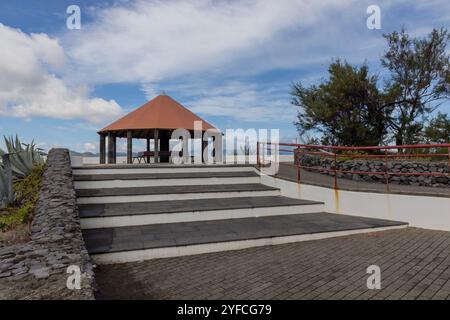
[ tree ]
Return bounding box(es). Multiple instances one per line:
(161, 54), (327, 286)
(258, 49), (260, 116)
(291, 60), (389, 146)
(381, 28), (450, 145)
(291, 28), (450, 147)
(423, 112), (450, 143)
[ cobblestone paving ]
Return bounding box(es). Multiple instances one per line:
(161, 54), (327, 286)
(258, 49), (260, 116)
(95, 228), (450, 300)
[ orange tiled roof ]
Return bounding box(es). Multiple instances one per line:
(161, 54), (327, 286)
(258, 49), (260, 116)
(99, 95), (218, 132)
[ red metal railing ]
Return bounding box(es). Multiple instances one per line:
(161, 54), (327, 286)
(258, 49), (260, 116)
(257, 142), (450, 191)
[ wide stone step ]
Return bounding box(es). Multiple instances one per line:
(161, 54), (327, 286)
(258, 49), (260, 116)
(73, 171), (260, 189)
(79, 196), (322, 217)
(78, 196), (325, 228)
(76, 183), (277, 197)
(76, 183), (280, 204)
(83, 212), (408, 264)
(74, 170), (259, 181)
(73, 164), (255, 176)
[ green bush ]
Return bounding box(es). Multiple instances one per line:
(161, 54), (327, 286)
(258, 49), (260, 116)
(0, 164), (44, 231)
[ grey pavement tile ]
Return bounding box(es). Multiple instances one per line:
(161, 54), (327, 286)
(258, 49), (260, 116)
(93, 227), (450, 300)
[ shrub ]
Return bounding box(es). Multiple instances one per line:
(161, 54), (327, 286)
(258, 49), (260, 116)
(0, 164), (44, 231)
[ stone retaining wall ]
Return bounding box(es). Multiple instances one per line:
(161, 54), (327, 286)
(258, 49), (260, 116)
(295, 153), (450, 188)
(0, 149), (95, 299)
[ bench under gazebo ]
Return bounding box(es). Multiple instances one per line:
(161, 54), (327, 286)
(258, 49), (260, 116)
(98, 94), (221, 164)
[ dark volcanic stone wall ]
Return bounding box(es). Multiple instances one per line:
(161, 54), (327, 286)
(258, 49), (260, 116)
(295, 153), (450, 188)
(0, 149), (94, 299)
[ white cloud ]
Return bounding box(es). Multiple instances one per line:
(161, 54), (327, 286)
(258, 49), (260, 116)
(0, 23), (124, 124)
(64, 0), (450, 87)
(3, 0), (447, 128)
(65, 0), (357, 84)
(62, 0), (390, 126)
(141, 80), (296, 124)
(189, 87), (296, 124)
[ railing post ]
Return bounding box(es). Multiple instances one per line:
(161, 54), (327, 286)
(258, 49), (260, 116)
(333, 152), (338, 190)
(385, 149), (390, 192)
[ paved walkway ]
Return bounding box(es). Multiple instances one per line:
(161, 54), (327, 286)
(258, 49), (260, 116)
(95, 227), (450, 300)
(276, 163), (450, 198)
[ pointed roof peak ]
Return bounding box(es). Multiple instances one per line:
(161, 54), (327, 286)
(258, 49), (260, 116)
(99, 95), (218, 133)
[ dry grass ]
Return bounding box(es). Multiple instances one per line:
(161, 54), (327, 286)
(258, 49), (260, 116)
(0, 221), (30, 246)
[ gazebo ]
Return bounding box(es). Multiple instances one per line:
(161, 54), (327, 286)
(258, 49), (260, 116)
(98, 94), (221, 164)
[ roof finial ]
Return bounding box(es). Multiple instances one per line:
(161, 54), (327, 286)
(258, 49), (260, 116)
(160, 90), (167, 96)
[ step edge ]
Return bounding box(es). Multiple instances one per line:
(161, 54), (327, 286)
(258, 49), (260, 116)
(75, 186), (279, 197)
(79, 202), (325, 218)
(87, 224), (408, 258)
(73, 173), (260, 181)
(76, 191), (281, 204)
(73, 164), (257, 170)
(77, 195), (306, 208)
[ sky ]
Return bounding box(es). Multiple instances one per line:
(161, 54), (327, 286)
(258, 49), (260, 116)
(0, 0), (449, 153)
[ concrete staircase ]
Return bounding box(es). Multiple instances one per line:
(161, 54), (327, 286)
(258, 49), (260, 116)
(74, 164), (407, 264)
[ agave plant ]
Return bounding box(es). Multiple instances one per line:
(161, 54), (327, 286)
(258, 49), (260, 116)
(0, 135), (46, 207)
(0, 135), (45, 179)
(0, 155), (14, 208)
